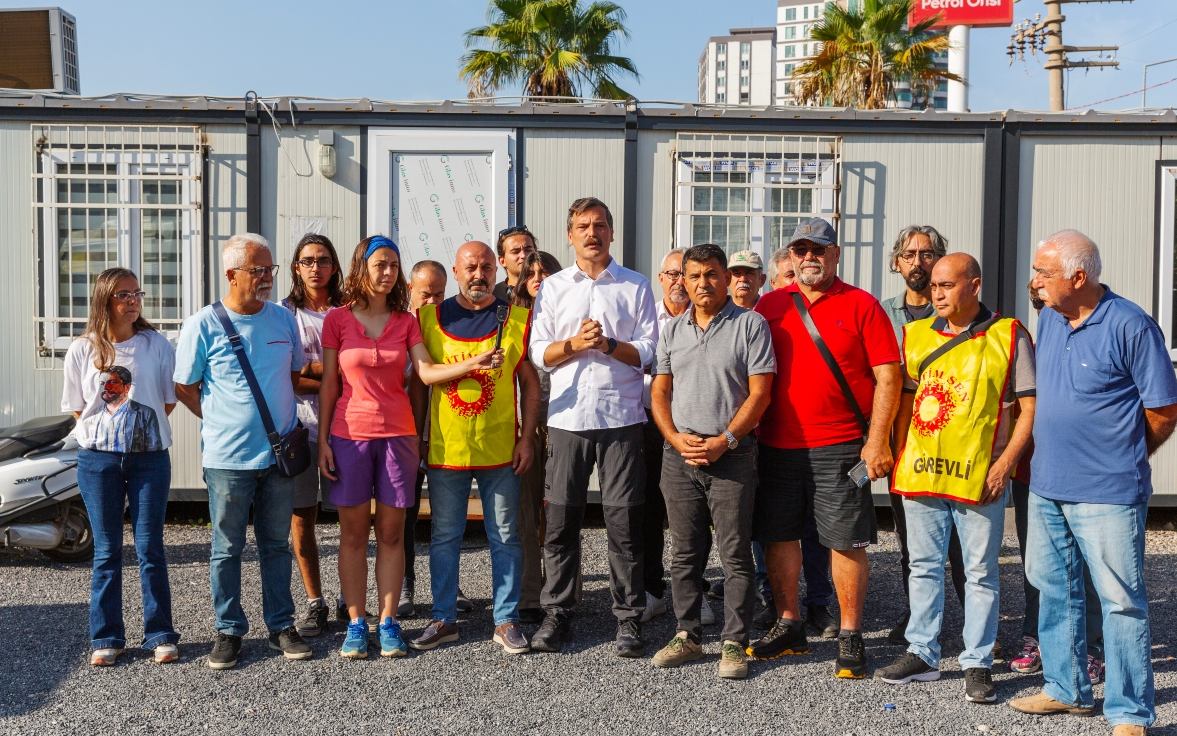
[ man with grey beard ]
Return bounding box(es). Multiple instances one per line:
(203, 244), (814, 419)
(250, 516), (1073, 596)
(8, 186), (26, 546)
(175, 233), (311, 669)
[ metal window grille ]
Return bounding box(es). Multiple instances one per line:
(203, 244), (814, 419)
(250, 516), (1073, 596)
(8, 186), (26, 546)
(674, 133), (841, 257)
(59, 14), (79, 94)
(32, 125), (202, 362)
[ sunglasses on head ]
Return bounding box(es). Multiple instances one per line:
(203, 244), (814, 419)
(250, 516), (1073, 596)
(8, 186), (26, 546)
(498, 225), (532, 239)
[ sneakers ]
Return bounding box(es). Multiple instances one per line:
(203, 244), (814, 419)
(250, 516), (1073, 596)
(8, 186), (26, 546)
(1008, 691), (1095, 716)
(887, 611), (911, 645)
(336, 595), (378, 632)
(718, 641), (749, 679)
(1087, 654), (1105, 685)
(641, 591), (667, 623)
(341, 619), (369, 659)
(652, 632), (704, 668)
(397, 580), (415, 619)
(875, 651), (941, 684)
(296, 597), (329, 637)
(208, 634), (242, 670)
(753, 603), (777, 629)
(835, 632), (868, 679)
(409, 621), (459, 651)
(700, 598), (716, 626)
(1010, 636), (1042, 673)
(518, 607), (544, 625)
(616, 620), (646, 658)
(964, 667), (997, 703)
(747, 618), (809, 660)
(379, 618), (408, 658)
(531, 613), (572, 653)
(153, 643), (179, 663)
(456, 588), (474, 613)
(268, 626), (312, 660)
(493, 622), (531, 654)
(90, 647), (122, 666)
(805, 604), (839, 639)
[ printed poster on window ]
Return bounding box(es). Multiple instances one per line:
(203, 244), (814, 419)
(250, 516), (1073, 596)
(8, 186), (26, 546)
(391, 152), (495, 288)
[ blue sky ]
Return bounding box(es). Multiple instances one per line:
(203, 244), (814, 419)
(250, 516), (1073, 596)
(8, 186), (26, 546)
(6, 0), (1176, 111)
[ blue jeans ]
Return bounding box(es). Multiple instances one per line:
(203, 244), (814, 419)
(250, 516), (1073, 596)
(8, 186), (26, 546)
(427, 465), (521, 626)
(903, 490), (1006, 670)
(1026, 493), (1153, 727)
(77, 449), (177, 650)
(204, 466), (296, 636)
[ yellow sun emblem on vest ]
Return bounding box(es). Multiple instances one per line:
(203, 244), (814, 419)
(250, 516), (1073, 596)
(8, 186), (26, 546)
(912, 373), (968, 437)
(445, 371), (496, 418)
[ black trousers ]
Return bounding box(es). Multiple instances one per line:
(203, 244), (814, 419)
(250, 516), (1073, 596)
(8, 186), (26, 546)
(890, 490), (965, 606)
(541, 425), (646, 623)
(642, 414), (667, 599)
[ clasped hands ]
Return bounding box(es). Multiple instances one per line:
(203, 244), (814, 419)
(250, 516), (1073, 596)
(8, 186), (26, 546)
(669, 432), (728, 466)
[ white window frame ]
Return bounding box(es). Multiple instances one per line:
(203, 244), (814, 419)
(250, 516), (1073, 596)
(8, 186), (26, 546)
(32, 125), (202, 355)
(1155, 161), (1177, 359)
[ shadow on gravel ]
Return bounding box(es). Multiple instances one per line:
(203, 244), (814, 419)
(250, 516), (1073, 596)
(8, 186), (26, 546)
(0, 602), (87, 717)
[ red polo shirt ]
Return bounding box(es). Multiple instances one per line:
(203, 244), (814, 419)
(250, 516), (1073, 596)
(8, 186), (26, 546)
(754, 279), (899, 449)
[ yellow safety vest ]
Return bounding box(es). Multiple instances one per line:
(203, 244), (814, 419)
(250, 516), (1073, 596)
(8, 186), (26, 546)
(891, 316), (1019, 504)
(418, 303), (530, 470)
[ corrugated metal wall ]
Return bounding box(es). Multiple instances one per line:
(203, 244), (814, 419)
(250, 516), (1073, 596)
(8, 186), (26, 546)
(839, 134), (986, 300)
(521, 129), (626, 269)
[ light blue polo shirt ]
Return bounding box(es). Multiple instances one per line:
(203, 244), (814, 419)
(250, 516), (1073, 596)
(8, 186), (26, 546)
(1031, 288), (1177, 505)
(174, 301), (305, 470)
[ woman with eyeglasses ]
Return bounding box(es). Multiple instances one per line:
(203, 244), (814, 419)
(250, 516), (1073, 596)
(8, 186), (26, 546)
(319, 236), (503, 659)
(281, 234), (345, 639)
(62, 268), (179, 666)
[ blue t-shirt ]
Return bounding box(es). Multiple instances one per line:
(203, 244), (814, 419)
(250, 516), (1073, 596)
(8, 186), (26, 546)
(174, 301), (306, 470)
(438, 296), (508, 339)
(1031, 288), (1177, 505)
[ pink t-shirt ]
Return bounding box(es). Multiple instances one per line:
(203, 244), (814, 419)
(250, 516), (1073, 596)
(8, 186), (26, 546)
(322, 307), (423, 440)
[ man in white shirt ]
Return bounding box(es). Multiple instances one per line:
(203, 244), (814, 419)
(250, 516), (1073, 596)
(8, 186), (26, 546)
(528, 197), (659, 658)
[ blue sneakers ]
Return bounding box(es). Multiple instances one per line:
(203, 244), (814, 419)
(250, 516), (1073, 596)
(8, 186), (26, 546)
(379, 618), (407, 658)
(341, 619), (369, 659)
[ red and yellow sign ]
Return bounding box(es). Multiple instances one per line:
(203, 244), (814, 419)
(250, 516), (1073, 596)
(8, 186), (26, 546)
(909, 0), (1013, 28)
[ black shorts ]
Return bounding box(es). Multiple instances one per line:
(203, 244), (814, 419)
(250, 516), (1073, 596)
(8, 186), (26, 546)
(752, 440), (877, 551)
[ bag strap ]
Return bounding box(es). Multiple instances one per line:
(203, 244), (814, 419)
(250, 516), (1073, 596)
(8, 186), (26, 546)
(790, 291), (869, 436)
(916, 316), (1001, 380)
(211, 301), (281, 446)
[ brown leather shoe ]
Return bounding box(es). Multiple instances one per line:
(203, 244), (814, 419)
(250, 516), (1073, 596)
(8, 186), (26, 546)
(1112, 726), (1147, 736)
(1008, 692), (1094, 717)
(408, 621), (459, 651)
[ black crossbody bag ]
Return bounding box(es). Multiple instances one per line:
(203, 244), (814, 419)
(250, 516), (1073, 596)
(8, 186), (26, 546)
(915, 316), (1000, 379)
(212, 301), (312, 478)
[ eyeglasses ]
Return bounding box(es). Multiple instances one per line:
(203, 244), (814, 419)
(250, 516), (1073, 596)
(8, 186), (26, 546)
(790, 245), (830, 258)
(232, 266), (280, 278)
(498, 225), (532, 239)
(112, 290), (146, 301)
(659, 270), (685, 281)
(297, 257), (335, 269)
(898, 250), (937, 264)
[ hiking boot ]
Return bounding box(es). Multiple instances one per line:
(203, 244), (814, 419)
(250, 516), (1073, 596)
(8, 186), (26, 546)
(1008, 692), (1094, 716)
(805, 604), (839, 639)
(1010, 636), (1042, 673)
(888, 611), (911, 645)
(531, 613), (572, 653)
(747, 618), (809, 660)
(296, 597), (329, 637)
(964, 667), (997, 703)
(718, 641), (749, 680)
(875, 651), (941, 684)
(835, 632), (868, 679)
(493, 622), (530, 654)
(268, 626), (313, 660)
(1087, 654), (1105, 686)
(456, 588), (474, 613)
(652, 632), (703, 668)
(208, 633), (241, 670)
(641, 591), (667, 623)
(616, 620), (646, 658)
(408, 621), (459, 651)
(397, 580), (415, 619)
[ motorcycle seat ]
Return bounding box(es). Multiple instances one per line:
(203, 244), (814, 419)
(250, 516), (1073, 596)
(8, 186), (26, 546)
(0, 416), (76, 463)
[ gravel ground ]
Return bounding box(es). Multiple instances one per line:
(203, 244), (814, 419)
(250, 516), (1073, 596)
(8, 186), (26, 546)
(2, 521), (1176, 736)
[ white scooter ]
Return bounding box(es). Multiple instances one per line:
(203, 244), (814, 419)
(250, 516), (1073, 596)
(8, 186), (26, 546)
(0, 416), (92, 563)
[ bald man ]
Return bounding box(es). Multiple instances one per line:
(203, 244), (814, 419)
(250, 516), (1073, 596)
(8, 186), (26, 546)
(408, 241), (542, 655)
(878, 253), (1036, 705)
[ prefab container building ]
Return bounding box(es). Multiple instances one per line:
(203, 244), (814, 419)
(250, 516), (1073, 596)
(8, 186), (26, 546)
(1, 93), (1176, 503)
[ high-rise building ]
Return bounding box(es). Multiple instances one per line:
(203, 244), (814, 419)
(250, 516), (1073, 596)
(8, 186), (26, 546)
(698, 27), (777, 106)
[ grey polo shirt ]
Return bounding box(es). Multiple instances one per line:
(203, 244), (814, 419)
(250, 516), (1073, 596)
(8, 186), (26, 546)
(653, 297), (776, 437)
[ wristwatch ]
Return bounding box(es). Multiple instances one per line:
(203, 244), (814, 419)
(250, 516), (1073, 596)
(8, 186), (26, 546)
(724, 430), (738, 450)
(605, 337), (618, 355)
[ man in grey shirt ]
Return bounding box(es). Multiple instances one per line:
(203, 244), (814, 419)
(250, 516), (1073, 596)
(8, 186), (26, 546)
(649, 243), (776, 680)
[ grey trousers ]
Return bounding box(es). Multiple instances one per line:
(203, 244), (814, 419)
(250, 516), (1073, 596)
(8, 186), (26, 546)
(661, 441), (758, 645)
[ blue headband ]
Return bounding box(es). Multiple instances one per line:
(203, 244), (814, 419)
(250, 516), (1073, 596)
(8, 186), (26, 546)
(365, 236), (399, 261)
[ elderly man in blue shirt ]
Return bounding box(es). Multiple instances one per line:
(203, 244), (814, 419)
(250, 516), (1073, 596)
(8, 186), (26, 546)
(1010, 230), (1177, 736)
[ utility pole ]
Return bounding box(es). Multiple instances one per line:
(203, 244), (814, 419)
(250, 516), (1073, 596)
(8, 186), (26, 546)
(1008, 0), (1130, 111)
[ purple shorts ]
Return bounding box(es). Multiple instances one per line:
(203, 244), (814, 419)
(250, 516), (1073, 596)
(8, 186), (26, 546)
(327, 434), (418, 508)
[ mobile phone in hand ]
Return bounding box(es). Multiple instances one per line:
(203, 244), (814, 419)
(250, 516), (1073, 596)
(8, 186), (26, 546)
(848, 459), (870, 488)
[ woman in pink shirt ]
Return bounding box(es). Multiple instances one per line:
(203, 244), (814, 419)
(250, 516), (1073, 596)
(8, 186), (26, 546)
(319, 236), (501, 659)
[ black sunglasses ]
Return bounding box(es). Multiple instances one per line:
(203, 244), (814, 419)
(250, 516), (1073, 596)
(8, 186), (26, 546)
(498, 225), (532, 239)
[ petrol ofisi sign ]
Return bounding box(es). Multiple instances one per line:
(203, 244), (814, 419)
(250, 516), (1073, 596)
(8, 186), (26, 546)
(909, 0), (1014, 28)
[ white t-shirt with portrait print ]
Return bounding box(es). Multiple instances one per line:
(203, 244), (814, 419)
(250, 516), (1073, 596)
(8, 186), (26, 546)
(61, 330), (177, 452)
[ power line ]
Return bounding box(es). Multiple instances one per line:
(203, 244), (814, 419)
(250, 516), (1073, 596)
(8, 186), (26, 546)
(1067, 75), (1177, 109)
(1119, 16), (1177, 47)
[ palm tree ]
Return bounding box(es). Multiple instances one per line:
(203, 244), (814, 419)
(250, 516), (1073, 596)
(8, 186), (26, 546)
(791, 0), (960, 109)
(459, 0), (640, 101)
